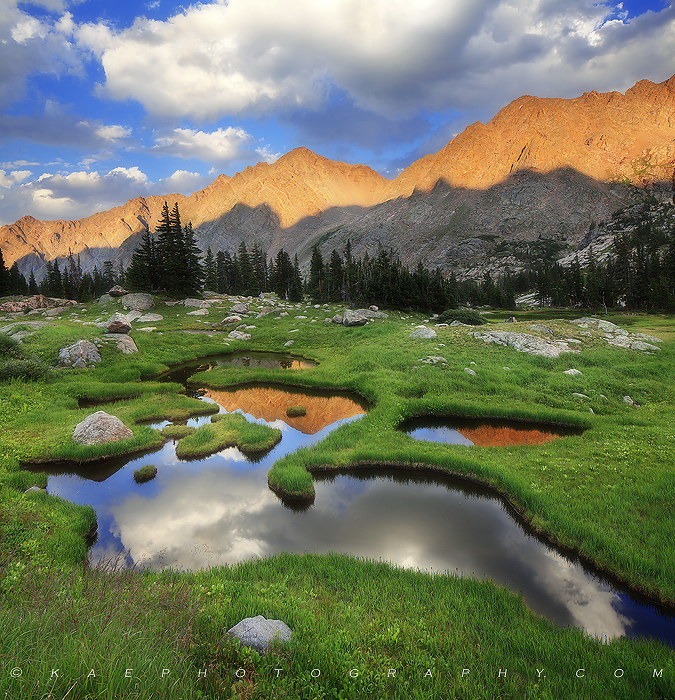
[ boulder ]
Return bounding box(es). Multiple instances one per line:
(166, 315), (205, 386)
(225, 616), (292, 655)
(471, 331), (577, 358)
(355, 308), (388, 319)
(630, 341), (660, 352)
(529, 324), (553, 335)
(58, 340), (102, 369)
(504, 316), (517, 323)
(256, 306), (275, 318)
(116, 335), (139, 354)
(563, 369), (583, 376)
(97, 294), (115, 305)
(409, 328), (437, 339)
(106, 312), (132, 334)
(125, 310), (143, 322)
(72, 411), (134, 445)
(186, 309), (209, 316)
(332, 314), (343, 324)
(369, 305), (379, 312)
(231, 302), (249, 314)
(228, 330), (252, 341)
(342, 309), (368, 327)
(464, 367), (477, 375)
(120, 293), (154, 311)
(108, 285), (128, 297)
(137, 313), (163, 323)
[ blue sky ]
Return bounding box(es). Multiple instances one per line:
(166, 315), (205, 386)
(0, 0), (674, 225)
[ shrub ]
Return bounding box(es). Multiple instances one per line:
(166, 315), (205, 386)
(437, 308), (487, 325)
(0, 358), (51, 381)
(0, 333), (23, 358)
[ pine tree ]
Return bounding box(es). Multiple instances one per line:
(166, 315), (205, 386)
(179, 221), (204, 296)
(238, 241), (258, 296)
(328, 249), (344, 302)
(203, 248), (217, 291)
(289, 255), (303, 302)
(126, 227), (159, 292)
(308, 245), (325, 300)
(0, 247), (9, 295)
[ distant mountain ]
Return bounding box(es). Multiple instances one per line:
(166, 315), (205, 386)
(2, 75), (674, 283)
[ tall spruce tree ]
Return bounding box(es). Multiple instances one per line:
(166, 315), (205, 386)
(0, 247), (9, 295)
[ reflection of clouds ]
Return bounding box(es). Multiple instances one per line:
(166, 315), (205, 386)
(111, 464), (279, 570)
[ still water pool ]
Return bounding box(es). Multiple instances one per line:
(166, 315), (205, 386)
(26, 358), (675, 649)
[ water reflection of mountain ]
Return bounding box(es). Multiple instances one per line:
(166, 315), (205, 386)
(204, 386), (367, 435)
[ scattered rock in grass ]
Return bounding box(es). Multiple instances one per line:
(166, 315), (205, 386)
(409, 327), (437, 339)
(225, 616), (292, 655)
(228, 330), (251, 341)
(529, 324), (553, 335)
(464, 367), (477, 375)
(108, 285), (128, 297)
(572, 393), (589, 399)
(504, 316), (517, 323)
(120, 293), (154, 311)
(184, 298), (213, 308)
(342, 309), (368, 326)
(630, 341), (660, 352)
(106, 312), (132, 333)
(284, 340), (294, 346)
(58, 340), (102, 368)
(24, 485), (47, 494)
(256, 306), (274, 318)
(564, 369), (583, 376)
(623, 395), (636, 406)
(332, 314), (343, 324)
(133, 465), (157, 483)
(231, 302), (249, 314)
(125, 310), (143, 322)
(72, 411), (133, 445)
(186, 308), (209, 316)
(471, 331), (577, 358)
(137, 313), (163, 323)
(324, 318), (332, 324)
(116, 335), (138, 354)
(355, 308), (388, 319)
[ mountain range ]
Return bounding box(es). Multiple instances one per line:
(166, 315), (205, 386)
(2, 74), (675, 283)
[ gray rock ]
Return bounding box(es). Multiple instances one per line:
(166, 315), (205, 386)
(632, 333), (662, 343)
(563, 369), (583, 376)
(342, 309), (368, 327)
(504, 316), (517, 323)
(137, 313), (163, 323)
(409, 327), (437, 340)
(225, 615), (292, 655)
(464, 367), (477, 375)
(184, 298), (211, 307)
(529, 324), (553, 335)
(572, 393), (589, 399)
(116, 335), (139, 354)
(125, 310), (143, 322)
(58, 340), (102, 368)
(106, 312), (132, 334)
(472, 331), (577, 358)
(284, 340), (294, 346)
(256, 306), (275, 318)
(355, 308), (388, 319)
(228, 330), (252, 341)
(231, 302), (249, 314)
(369, 305), (379, 311)
(108, 285), (128, 297)
(24, 485), (47, 494)
(623, 395), (636, 405)
(120, 293), (154, 311)
(324, 318), (332, 324)
(97, 294), (115, 305)
(72, 411), (134, 445)
(186, 309), (209, 316)
(630, 341), (660, 352)
(332, 314), (343, 324)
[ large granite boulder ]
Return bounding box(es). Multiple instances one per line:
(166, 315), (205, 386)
(231, 302), (249, 314)
(121, 293), (154, 311)
(106, 312), (132, 334)
(115, 335), (139, 354)
(471, 331), (577, 358)
(72, 411), (134, 445)
(108, 285), (128, 297)
(228, 330), (252, 341)
(342, 309), (368, 326)
(58, 340), (102, 368)
(137, 313), (163, 323)
(225, 616), (292, 655)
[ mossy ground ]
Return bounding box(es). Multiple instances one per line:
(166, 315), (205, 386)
(1, 296), (674, 699)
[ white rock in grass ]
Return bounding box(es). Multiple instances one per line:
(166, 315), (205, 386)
(225, 616), (292, 655)
(563, 369), (583, 376)
(72, 411), (133, 445)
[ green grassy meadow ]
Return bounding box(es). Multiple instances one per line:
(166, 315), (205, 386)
(1, 296), (674, 699)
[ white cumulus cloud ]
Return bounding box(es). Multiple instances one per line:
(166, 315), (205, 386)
(152, 127), (254, 163)
(74, 0), (675, 122)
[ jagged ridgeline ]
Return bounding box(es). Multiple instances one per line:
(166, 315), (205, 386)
(2, 74), (675, 307)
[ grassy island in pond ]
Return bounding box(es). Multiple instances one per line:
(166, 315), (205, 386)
(1, 294), (674, 699)
(133, 464), (157, 482)
(175, 412), (282, 458)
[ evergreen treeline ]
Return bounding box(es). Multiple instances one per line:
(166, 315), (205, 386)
(3, 199), (675, 312)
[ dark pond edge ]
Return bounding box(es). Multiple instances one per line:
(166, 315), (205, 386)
(296, 459), (675, 613)
(143, 348), (322, 382)
(397, 412), (590, 432)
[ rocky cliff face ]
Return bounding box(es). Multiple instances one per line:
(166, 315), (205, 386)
(2, 75), (674, 282)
